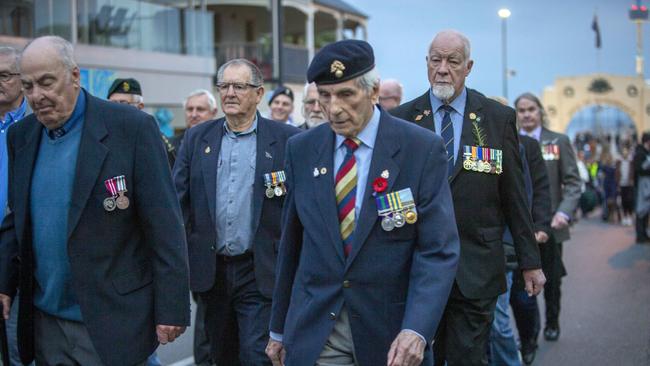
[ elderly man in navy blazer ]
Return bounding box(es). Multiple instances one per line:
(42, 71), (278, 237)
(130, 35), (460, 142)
(0, 36), (189, 366)
(266, 40), (460, 366)
(174, 59), (300, 365)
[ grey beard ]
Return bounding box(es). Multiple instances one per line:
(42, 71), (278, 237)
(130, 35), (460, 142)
(431, 84), (455, 103)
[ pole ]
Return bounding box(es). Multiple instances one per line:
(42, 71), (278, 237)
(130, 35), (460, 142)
(636, 20), (644, 77)
(271, 0), (284, 85)
(501, 17), (508, 101)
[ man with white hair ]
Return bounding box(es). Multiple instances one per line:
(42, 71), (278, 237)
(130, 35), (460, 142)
(378, 79), (403, 110)
(170, 89), (218, 151)
(391, 30), (545, 366)
(0, 36), (190, 366)
(298, 82), (327, 130)
(266, 39), (459, 366)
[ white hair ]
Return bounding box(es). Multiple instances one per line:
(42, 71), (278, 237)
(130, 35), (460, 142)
(21, 35), (77, 72)
(0, 47), (19, 72)
(183, 89), (217, 110)
(355, 67), (380, 94)
(428, 30), (472, 64)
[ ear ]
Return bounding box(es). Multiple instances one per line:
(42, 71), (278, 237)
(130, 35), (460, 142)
(71, 66), (81, 87)
(465, 59), (474, 77)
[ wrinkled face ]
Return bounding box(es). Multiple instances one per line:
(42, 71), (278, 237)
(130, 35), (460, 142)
(317, 78), (377, 138)
(185, 94), (216, 128)
(108, 92), (143, 110)
(270, 94), (293, 122)
(302, 84), (326, 127)
(20, 46), (80, 129)
(427, 34), (473, 103)
(0, 54), (22, 108)
(378, 84), (401, 110)
(218, 65), (263, 120)
(516, 97), (543, 132)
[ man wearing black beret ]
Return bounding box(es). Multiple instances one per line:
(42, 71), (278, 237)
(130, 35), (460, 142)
(267, 39), (460, 366)
(268, 86), (294, 125)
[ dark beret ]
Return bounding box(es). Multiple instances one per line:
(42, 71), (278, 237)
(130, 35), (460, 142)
(269, 86), (294, 105)
(107, 78), (142, 98)
(307, 40), (375, 85)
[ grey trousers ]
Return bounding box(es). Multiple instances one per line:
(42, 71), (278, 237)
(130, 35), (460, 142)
(34, 310), (146, 366)
(316, 307), (358, 366)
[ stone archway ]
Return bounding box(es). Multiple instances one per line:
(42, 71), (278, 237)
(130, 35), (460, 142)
(541, 74), (650, 134)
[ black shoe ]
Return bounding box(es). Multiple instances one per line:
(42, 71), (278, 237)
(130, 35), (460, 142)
(544, 326), (560, 341)
(521, 340), (537, 365)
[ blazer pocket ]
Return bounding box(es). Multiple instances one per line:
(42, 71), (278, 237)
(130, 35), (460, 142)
(478, 227), (503, 243)
(112, 266), (153, 295)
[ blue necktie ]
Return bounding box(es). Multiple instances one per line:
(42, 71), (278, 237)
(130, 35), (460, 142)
(439, 105), (455, 177)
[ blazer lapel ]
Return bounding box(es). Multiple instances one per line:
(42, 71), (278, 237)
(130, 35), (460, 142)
(13, 118), (42, 241)
(68, 93), (109, 238)
(346, 112), (400, 269)
(411, 92), (435, 132)
(449, 90), (483, 183)
(313, 128), (346, 263)
(252, 117), (276, 233)
(200, 119), (224, 225)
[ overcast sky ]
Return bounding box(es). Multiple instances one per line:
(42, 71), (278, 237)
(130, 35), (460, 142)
(346, 0), (650, 104)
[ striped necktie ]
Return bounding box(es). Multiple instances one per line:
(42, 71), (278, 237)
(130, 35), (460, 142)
(439, 105), (455, 177)
(335, 138), (360, 257)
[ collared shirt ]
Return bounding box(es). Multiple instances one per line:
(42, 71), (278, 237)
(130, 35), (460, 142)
(215, 115), (258, 256)
(333, 105), (380, 221)
(429, 87), (467, 163)
(520, 125), (542, 141)
(0, 97), (28, 218)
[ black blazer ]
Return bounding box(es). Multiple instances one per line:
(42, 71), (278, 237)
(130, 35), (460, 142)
(0, 90), (190, 366)
(520, 135), (552, 234)
(391, 88), (541, 299)
(173, 115), (300, 298)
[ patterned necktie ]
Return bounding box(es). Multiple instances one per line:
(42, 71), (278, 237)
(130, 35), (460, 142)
(335, 138), (361, 257)
(439, 105), (455, 177)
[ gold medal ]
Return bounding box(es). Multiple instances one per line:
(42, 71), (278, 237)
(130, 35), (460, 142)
(463, 159), (473, 170)
(116, 193), (130, 210)
(405, 210), (418, 224)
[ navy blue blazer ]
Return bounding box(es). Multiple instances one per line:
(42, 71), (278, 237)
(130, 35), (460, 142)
(0, 90), (190, 366)
(173, 115), (300, 297)
(270, 109), (460, 366)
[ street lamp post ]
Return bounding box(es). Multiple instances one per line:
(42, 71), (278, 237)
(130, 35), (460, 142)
(498, 8), (511, 101)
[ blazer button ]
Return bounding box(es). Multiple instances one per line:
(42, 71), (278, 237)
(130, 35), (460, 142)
(211, 245), (216, 251)
(343, 280), (351, 288)
(329, 312), (336, 320)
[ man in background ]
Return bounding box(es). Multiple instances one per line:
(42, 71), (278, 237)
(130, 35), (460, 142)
(268, 86), (294, 125)
(299, 82), (326, 130)
(378, 78), (403, 110)
(170, 89), (218, 151)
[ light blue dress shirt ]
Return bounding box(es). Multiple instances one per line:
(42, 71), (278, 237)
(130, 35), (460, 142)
(333, 105), (380, 220)
(429, 87), (467, 163)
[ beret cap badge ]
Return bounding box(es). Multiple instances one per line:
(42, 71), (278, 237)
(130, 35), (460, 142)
(330, 60), (346, 78)
(122, 81), (130, 92)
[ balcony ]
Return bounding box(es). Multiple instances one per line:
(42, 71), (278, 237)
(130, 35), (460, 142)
(215, 42), (309, 84)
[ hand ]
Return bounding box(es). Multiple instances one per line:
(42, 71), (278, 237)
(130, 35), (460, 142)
(551, 213), (569, 230)
(522, 269), (546, 297)
(156, 324), (186, 344)
(535, 231), (549, 244)
(266, 338), (285, 366)
(387, 330), (426, 366)
(0, 293), (11, 320)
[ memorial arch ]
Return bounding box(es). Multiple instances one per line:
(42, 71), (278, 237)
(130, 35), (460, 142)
(542, 74), (650, 135)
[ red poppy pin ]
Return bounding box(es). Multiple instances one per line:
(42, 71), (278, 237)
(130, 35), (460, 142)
(373, 177), (388, 194)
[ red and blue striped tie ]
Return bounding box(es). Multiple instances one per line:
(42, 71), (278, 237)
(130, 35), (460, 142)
(336, 138), (360, 257)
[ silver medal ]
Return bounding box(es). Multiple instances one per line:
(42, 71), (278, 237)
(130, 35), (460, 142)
(393, 212), (406, 228)
(381, 215), (395, 231)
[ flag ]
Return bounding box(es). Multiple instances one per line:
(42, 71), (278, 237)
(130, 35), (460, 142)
(592, 14), (601, 49)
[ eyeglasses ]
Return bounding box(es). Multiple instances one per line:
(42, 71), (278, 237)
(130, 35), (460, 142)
(303, 99), (321, 106)
(216, 82), (260, 94)
(0, 72), (20, 83)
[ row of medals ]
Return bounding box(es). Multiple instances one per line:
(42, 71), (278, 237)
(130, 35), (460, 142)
(265, 183), (286, 198)
(463, 158), (502, 174)
(103, 192), (130, 211)
(381, 208), (418, 232)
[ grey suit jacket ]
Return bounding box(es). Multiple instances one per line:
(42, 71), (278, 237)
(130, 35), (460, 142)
(539, 127), (581, 242)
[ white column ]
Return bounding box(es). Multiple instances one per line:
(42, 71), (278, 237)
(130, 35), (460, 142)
(336, 13), (343, 41)
(70, 0), (78, 43)
(306, 10), (315, 62)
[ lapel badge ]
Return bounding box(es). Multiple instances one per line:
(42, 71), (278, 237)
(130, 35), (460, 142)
(265, 151), (272, 159)
(320, 167), (327, 175)
(381, 170), (389, 179)
(423, 110), (431, 116)
(415, 114), (423, 121)
(330, 60), (346, 78)
(205, 146), (211, 154)
(313, 168), (320, 177)
(469, 112), (477, 120)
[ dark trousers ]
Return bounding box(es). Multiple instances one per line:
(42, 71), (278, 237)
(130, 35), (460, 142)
(509, 276), (540, 345)
(434, 284), (498, 366)
(193, 294), (213, 366)
(540, 237), (565, 327)
(636, 213), (649, 240)
(200, 255), (272, 366)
